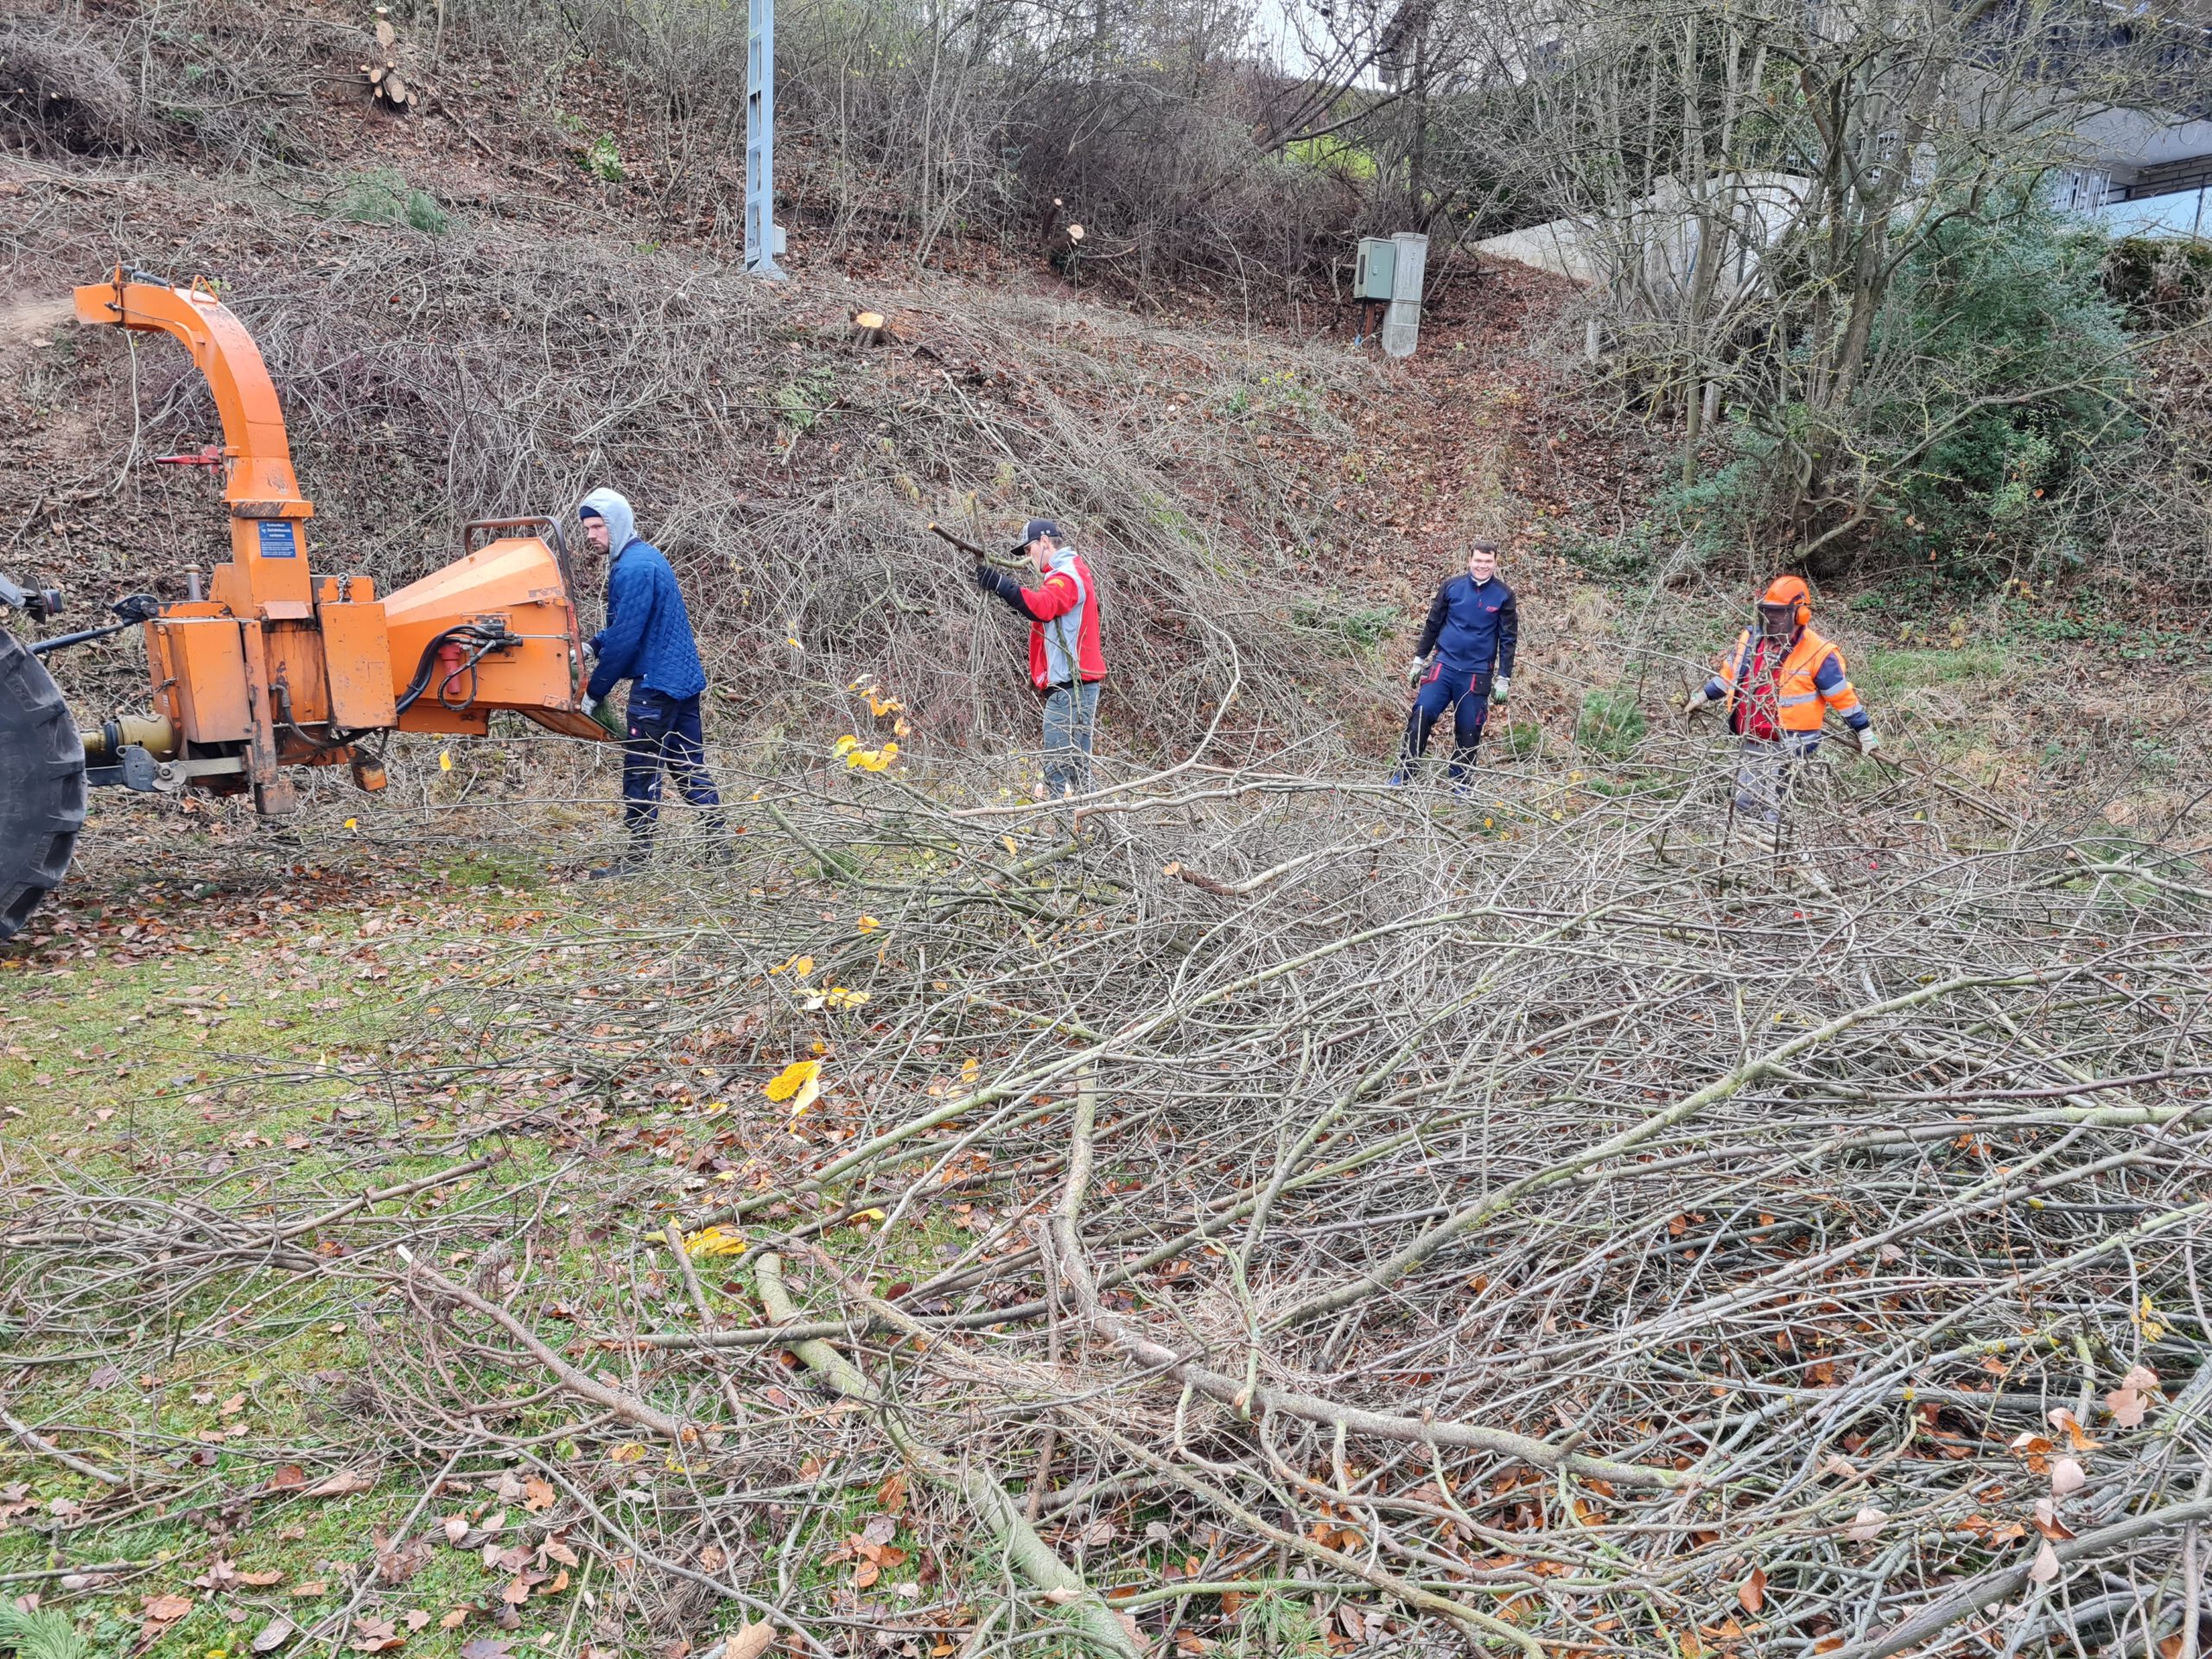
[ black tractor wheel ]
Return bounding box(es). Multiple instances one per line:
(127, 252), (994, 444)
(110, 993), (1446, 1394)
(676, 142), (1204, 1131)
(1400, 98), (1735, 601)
(0, 626), (86, 942)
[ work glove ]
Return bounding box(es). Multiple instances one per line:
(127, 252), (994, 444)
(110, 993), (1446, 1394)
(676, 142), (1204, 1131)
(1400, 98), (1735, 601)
(582, 640), (599, 665)
(1858, 727), (1883, 757)
(1491, 676), (1510, 709)
(1681, 686), (1714, 717)
(974, 563), (1024, 610)
(1405, 656), (1428, 690)
(583, 696), (624, 740)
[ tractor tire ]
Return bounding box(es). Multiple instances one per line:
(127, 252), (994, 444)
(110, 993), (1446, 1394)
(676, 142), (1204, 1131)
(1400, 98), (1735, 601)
(0, 626), (86, 942)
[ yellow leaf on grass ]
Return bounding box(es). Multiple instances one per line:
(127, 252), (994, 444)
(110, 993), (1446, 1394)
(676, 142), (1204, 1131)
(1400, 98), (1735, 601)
(867, 690), (903, 716)
(856, 915), (880, 932)
(834, 735), (861, 756)
(764, 1060), (822, 1103)
(437, 751), (453, 772)
(771, 955), (815, 978)
(609, 1443), (646, 1464)
(683, 1225), (748, 1258)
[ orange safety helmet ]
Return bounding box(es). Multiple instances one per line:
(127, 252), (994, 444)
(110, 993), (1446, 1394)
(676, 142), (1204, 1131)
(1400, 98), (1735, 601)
(1759, 575), (1812, 629)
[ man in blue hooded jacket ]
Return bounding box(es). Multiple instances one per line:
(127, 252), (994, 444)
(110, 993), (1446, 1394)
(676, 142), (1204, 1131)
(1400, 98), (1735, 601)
(576, 487), (722, 874)
(1390, 539), (1518, 789)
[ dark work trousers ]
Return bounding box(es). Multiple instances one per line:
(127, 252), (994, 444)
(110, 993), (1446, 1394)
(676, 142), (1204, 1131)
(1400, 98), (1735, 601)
(621, 688), (723, 842)
(1392, 664), (1490, 785)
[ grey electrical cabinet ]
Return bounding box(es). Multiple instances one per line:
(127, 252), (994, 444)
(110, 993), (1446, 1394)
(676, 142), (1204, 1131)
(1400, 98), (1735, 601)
(1354, 237), (1396, 302)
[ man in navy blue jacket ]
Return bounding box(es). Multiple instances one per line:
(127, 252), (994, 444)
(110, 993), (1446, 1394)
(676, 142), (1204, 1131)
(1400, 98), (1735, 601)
(577, 488), (722, 875)
(1391, 539), (1519, 789)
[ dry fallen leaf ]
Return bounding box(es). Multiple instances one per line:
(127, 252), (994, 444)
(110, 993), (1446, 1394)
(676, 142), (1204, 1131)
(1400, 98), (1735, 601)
(1738, 1565), (1766, 1614)
(1044, 1586), (1082, 1605)
(143, 1592), (194, 1624)
(2050, 1456), (2086, 1497)
(443, 1513), (470, 1546)
(2047, 1408), (2102, 1451)
(440, 1608), (470, 1630)
(2028, 1538), (2061, 1584)
(306, 1468), (374, 1498)
(350, 1616), (404, 1653)
(724, 1624), (777, 1659)
(251, 1614), (296, 1653)
(541, 1536), (581, 1568)
(2031, 1497), (2077, 1541)
(523, 1476), (556, 1513)
(1845, 1505), (1887, 1544)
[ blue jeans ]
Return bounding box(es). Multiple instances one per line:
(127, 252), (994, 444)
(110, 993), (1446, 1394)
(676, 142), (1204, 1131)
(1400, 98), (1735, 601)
(1042, 681), (1100, 798)
(622, 689), (721, 840)
(1393, 664), (1489, 785)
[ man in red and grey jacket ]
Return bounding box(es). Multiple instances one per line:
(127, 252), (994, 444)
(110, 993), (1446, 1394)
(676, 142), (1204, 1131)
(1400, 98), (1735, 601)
(973, 518), (1106, 798)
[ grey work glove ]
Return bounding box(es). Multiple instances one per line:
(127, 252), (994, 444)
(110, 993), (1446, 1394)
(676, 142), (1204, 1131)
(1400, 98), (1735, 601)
(1491, 675), (1510, 708)
(1681, 686), (1715, 717)
(1405, 656), (1428, 690)
(1858, 727), (1884, 757)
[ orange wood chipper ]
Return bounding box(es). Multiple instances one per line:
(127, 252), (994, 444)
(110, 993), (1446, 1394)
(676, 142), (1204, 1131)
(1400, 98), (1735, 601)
(0, 270), (610, 941)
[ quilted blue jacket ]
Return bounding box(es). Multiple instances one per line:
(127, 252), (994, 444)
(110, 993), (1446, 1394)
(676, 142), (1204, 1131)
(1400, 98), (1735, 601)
(581, 488), (707, 702)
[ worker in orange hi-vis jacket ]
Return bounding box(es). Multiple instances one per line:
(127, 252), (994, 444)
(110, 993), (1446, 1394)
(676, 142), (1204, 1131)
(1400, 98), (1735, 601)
(1681, 575), (1881, 844)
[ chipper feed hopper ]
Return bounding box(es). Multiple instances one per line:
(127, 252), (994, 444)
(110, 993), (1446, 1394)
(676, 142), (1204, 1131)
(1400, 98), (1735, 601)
(0, 270), (609, 941)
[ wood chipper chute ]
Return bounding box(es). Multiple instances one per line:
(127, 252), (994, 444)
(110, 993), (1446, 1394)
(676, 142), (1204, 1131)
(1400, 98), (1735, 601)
(0, 269), (612, 941)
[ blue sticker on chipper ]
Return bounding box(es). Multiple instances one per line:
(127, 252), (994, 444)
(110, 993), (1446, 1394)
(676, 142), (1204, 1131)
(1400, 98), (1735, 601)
(257, 519), (298, 558)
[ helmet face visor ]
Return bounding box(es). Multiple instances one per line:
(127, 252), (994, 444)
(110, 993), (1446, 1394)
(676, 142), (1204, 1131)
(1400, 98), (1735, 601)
(1758, 601), (1797, 635)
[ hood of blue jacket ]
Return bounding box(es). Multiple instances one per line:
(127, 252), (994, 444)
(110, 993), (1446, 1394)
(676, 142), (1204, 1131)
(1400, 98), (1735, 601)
(580, 487), (639, 561)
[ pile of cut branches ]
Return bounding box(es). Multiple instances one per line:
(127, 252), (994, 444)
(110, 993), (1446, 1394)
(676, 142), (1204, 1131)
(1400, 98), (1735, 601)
(5, 732), (2210, 1659)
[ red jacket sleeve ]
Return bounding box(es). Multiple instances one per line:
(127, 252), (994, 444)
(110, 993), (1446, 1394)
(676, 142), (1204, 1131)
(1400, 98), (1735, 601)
(1021, 570), (1082, 621)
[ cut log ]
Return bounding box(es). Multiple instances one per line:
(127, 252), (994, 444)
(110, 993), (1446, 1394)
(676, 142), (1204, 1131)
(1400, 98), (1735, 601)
(850, 310), (891, 346)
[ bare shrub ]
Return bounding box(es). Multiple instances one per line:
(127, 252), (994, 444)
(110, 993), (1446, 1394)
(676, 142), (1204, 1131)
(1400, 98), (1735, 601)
(0, 20), (136, 153)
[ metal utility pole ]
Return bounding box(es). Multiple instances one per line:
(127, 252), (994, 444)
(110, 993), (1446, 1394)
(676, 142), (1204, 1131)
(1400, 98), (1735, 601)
(745, 0), (786, 280)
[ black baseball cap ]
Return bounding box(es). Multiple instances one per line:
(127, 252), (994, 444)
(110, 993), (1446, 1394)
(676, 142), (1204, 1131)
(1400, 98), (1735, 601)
(1011, 518), (1061, 554)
